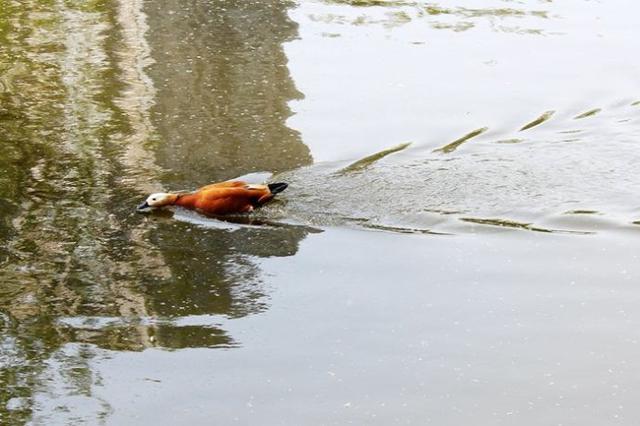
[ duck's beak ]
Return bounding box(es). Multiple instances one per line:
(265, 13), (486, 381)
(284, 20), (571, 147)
(137, 201), (150, 212)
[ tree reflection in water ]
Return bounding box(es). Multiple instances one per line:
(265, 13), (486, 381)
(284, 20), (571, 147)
(0, 0), (310, 422)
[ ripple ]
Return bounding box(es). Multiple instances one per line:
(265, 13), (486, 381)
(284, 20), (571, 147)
(519, 110), (555, 131)
(262, 100), (640, 236)
(574, 108), (601, 119)
(459, 217), (593, 234)
(434, 127), (489, 153)
(338, 142), (411, 173)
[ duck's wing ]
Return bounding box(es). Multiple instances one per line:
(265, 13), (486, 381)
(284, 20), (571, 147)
(244, 184), (273, 204)
(245, 184), (269, 191)
(195, 186), (273, 214)
(200, 185), (271, 201)
(197, 180), (247, 192)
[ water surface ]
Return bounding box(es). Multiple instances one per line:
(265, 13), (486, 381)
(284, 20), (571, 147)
(1, 0), (640, 424)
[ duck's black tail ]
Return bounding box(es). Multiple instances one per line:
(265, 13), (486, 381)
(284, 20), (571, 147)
(268, 182), (288, 194)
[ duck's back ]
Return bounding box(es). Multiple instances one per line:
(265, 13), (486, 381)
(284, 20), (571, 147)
(177, 181), (276, 215)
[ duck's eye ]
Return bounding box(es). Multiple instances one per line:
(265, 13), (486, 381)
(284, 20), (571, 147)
(151, 197), (156, 201)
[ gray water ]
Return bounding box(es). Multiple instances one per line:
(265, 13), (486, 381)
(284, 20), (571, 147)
(1, 0), (640, 424)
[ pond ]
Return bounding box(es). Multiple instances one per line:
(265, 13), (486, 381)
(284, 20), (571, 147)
(1, 0), (640, 424)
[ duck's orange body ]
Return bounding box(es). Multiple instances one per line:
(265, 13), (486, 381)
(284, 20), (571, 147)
(138, 180), (288, 216)
(175, 181), (284, 215)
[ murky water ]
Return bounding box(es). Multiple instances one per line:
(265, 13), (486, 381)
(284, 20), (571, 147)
(1, 0), (639, 424)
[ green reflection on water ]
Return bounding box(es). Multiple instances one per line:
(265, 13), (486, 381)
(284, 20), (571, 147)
(0, 0), (310, 422)
(318, 0), (552, 34)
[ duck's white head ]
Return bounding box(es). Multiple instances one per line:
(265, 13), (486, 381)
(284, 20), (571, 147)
(137, 193), (176, 211)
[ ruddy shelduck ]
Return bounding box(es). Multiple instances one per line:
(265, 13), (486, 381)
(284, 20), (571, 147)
(137, 180), (288, 216)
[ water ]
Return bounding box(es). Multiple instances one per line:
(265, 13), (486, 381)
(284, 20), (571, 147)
(1, 0), (639, 424)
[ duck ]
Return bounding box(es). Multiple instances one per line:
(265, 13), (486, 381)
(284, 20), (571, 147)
(137, 180), (288, 216)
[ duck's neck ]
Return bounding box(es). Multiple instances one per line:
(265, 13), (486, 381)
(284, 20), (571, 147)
(172, 193), (198, 209)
